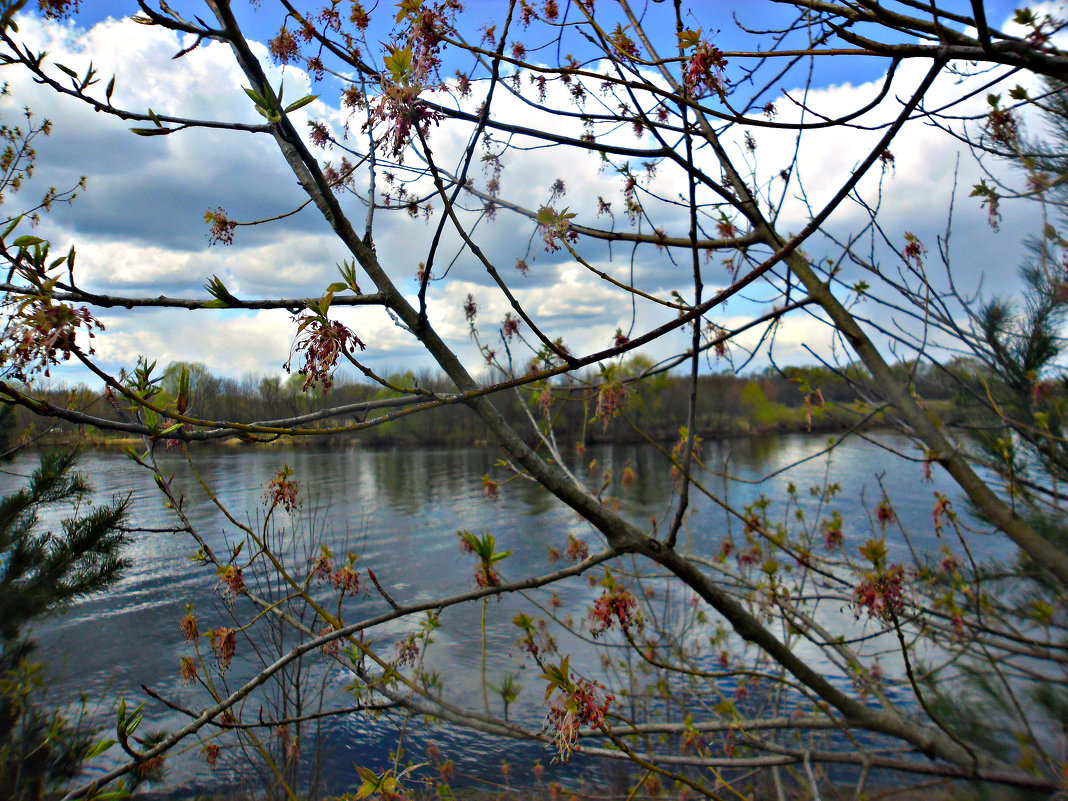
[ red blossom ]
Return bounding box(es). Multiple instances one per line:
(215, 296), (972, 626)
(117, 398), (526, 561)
(537, 386), (554, 416)
(320, 625), (340, 657)
(396, 634), (420, 667)
(179, 656), (198, 683)
(219, 565), (247, 598)
(209, 626), (237, 670)
(502, 313), (521, 340)
(268, 27), (300, 64)
(875, 495), (896, 529)
(684, 41), (728, 97)
(565, 534), (589, 562)
(545, 671), (613, 761)
(475, 565), (501, 588)
(462, 293), (478, 324)
(266, 465), (300, 512)
(2, 299), (104, 381)
(204, 207), (236, 246)
(853, 564), (906, 622)
(589, 585), (639, 637)
(670, 427), (701, 485)
(902, 232), (925, 268)
(932, 493), (952, 534)
(455, 70), (472, 97)
(180, 609), (199, 641)
(595, 382), (626, 427)
(987, 106), (1019, 144)
(202, 743), (221, 768)
(308, 121), (331, 147)
(311, 546), (334, 582)
(332, 565), (360, 595)
(285, 312), (366, 393)
(37, 0), (79, 18)
(350, 2), (370, 29)
(821, 510), (844, 550)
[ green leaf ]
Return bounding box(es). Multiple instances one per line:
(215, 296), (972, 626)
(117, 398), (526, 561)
(318, 290), (334, 315)
(87, 789), (131, 801)
(2, 215), (22, 240)
(12, 235), (44, 248)
(0, 0), (28, 32)
(354, 765), (380, 800)
(204, 275), (242, 306)
(130, 127), (171, 136)
(384, 45), (413, 82)
(125, 712), (142, 736)
(243, 86), (267, 108)
(85, 739), (116, 759)
(677, 28), (702, 50)
(55, 62), (78, 79)
(284, 93), (319, 114)
(536, 206), (556, 225)
(326, 282), (350, 293)
(148, 107), (162, 127)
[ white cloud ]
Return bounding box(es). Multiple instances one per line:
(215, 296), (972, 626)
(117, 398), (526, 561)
(0, 11), (1046, 387)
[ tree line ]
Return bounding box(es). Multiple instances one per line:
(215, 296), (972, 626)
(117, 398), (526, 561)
(4, 356), (995, 450)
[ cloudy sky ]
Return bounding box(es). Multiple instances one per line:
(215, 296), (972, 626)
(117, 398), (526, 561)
(0, 1), (1051, 388)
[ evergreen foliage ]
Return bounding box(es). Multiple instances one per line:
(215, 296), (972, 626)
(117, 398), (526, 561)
(0, 451), (129, 801)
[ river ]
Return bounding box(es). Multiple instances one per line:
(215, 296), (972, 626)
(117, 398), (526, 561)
(0, 433), (1015, 797)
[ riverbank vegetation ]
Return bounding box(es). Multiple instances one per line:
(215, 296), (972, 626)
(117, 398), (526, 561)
(5, 357), (983, 450)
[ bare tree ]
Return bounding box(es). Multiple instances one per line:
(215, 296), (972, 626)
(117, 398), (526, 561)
(0, 1), (1066, 798)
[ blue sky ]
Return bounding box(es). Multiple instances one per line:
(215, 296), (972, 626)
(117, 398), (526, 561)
(0, 2), (1051, 387)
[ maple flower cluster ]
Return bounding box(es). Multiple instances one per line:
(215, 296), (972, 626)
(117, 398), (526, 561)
(218, 565), (247, 599)
(204, 207), (236, 246)
(853, 564), (907, 622)
(2, 299), (103, 381)
(208, 626), (238, 671)
(545, 673), (614, 762)
(589, 585), (640, 638)
(684, 40), (729, 97)
(266, 465), (300, 513)
(286, 312), (366, 393)
(367, 1), (460, 157)
(595, 382), (626, 427)
(309, 546), (362, 596)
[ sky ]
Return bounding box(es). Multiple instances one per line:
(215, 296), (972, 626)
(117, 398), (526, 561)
(0, 1), (1056, 389)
